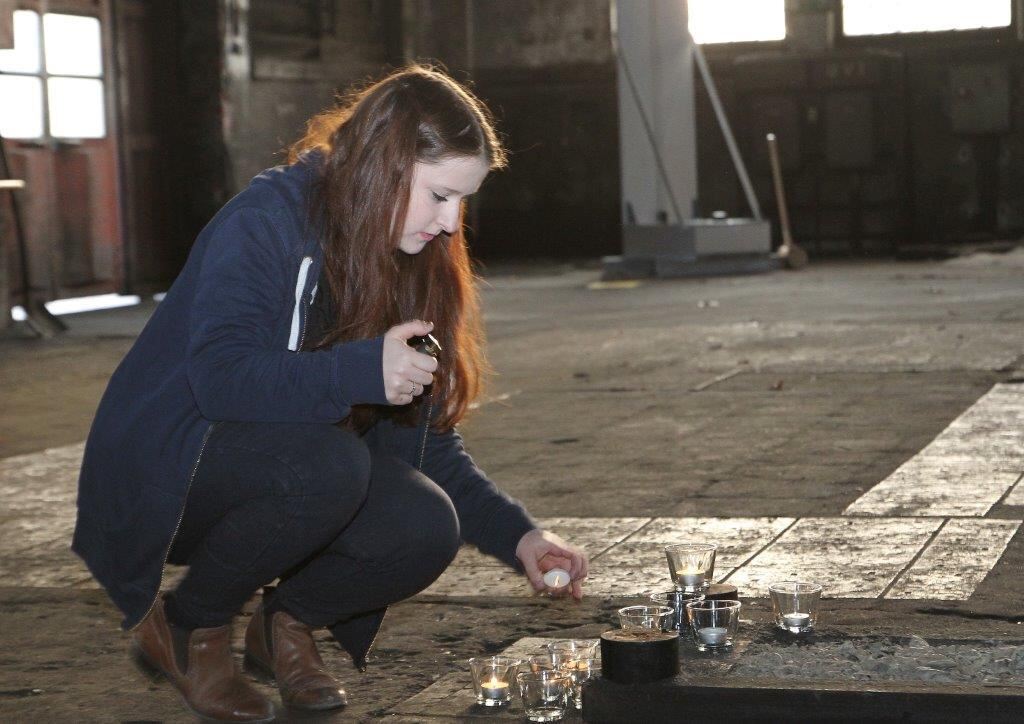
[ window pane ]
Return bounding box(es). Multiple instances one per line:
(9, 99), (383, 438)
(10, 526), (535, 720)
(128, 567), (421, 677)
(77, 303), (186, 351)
(0, 10), (41, 73)
(689, 0), (786, 44)
(0, 75), (44, 138)
(48, 77), (105, 138)
(843, 0), (1011, 35)
(43, 13), (102, 76)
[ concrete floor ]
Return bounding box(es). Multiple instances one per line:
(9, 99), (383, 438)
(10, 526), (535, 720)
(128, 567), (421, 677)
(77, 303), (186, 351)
(1, 251), (1023, 721)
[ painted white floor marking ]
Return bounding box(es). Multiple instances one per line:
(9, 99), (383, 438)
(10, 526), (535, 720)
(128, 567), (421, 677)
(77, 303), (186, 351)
(886, 519), (1021, 600)
(845, 384), (1024, 517)
(1003, 475), (1024, 506)
(726, 517), (942, 598)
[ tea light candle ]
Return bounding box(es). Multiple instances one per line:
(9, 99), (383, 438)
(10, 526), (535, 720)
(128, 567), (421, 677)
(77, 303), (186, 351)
(677, 568), (705, 589)
(543, 568), (570, 588)
(697, 626), (728, 646)
(481, 676), (509, 703)
(783, 612), (810, 629)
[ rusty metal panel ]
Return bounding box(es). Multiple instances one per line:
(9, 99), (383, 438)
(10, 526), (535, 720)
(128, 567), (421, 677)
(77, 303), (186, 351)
(825, 91), (874, 169)
(950, 63), (1010, 134)
(746, 95), (801, 169)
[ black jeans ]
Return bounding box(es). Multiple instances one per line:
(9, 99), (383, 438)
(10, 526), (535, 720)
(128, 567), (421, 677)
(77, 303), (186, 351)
(166, 421), (460, 629)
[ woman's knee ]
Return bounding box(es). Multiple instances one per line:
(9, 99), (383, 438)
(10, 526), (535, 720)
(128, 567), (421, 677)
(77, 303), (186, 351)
(396, 486), (461, 575)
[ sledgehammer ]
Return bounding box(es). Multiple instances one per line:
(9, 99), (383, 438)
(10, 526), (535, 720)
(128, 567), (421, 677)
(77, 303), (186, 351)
(766, 132), (809, 269)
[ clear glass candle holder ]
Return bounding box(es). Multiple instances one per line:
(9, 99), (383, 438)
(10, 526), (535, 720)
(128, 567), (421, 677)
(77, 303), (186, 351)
(685, 599), (741, 652)
(517, 669), (570, 722)
(617, 605), (675, 632)
(665, 543), (717, 593)
(557, 656), (598, 710)
(768, 581), (823, 634)
(468, 656), (520, 707)
(547, 639), (600, 666)
(524, 653), (558, 673)
(650, 590), (706, 633)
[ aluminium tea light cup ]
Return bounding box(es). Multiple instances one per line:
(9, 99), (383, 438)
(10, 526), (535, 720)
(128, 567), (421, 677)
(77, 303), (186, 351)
(543, 568), (571, 589)
(768, 580), (823, 634)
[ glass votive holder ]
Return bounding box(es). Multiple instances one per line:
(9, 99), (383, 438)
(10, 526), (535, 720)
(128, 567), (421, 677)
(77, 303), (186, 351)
(768, 581), (823, 634)
(685, 599), (741, 652)
(468, 656), (520, 707)
(546, 639), (600, 666)
(665, 543), (717, 593)
(516, 669), (570, 722)
(650, 590), (706, 633)
(557, 656), (598, 710)
(617, 605), (675, 632)
(524, 654), (558, 672)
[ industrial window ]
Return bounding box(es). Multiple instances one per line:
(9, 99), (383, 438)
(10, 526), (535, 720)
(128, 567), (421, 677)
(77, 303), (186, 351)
(688, 0), (786, 44)
(0, 10), (105, 140)
(842, 0), (1012, 36)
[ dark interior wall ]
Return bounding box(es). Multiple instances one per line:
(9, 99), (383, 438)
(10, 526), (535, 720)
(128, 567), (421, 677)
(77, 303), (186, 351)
(697, 0), (1024, 254)
(112, 0), (225, 291)
(222, 0), (396, 190)
(210, 0), (1023, 263)
(219, 0), (619, 261)
(406, 0), (620, 260)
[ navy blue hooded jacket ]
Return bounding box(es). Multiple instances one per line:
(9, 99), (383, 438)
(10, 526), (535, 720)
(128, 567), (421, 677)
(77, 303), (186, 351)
(72, 154), (536, 665)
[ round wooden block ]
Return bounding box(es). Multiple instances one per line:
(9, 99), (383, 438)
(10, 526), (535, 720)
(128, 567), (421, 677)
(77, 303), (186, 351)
(704, 583), (738, 601)
(600, 629), (679, 684)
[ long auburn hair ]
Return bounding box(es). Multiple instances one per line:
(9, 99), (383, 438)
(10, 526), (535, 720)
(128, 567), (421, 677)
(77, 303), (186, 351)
(288, 65), (506, 432)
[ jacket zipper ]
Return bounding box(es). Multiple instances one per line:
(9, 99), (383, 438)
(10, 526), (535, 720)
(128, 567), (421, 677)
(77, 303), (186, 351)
(135, 257), (315, 629)
(131, 422), (217, 630)
(288, 257), (314, 351)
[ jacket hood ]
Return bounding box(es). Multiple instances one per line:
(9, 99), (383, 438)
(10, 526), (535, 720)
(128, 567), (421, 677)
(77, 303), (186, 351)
(249, 150), (322, 212)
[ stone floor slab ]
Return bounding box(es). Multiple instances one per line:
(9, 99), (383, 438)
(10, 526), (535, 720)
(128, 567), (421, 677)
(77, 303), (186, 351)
(422, 565), (536, 597)
(845, 384), (1024, 517)
(886, 519), (1022, 600)
(725, 517), (942, 597)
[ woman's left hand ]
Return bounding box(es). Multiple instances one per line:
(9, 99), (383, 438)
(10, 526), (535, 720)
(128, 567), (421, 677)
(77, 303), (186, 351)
(515, 529), (588, 601)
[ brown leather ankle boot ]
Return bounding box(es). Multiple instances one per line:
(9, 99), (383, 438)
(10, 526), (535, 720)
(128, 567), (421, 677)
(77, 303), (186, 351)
(132, 597), (275, 723)
(244, 603), (347, 711)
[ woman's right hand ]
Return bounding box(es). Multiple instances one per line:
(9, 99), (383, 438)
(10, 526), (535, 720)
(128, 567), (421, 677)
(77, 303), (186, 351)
(382, 320), (439, 405)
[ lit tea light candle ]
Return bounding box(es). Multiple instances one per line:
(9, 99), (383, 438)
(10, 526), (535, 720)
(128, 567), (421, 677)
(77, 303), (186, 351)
(677, 568), (705, 589)
(543, 568), (570, 588)
(481, 676), (510, 703)
(783, 612), (810, 629)
(697, 626), (728, 646)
